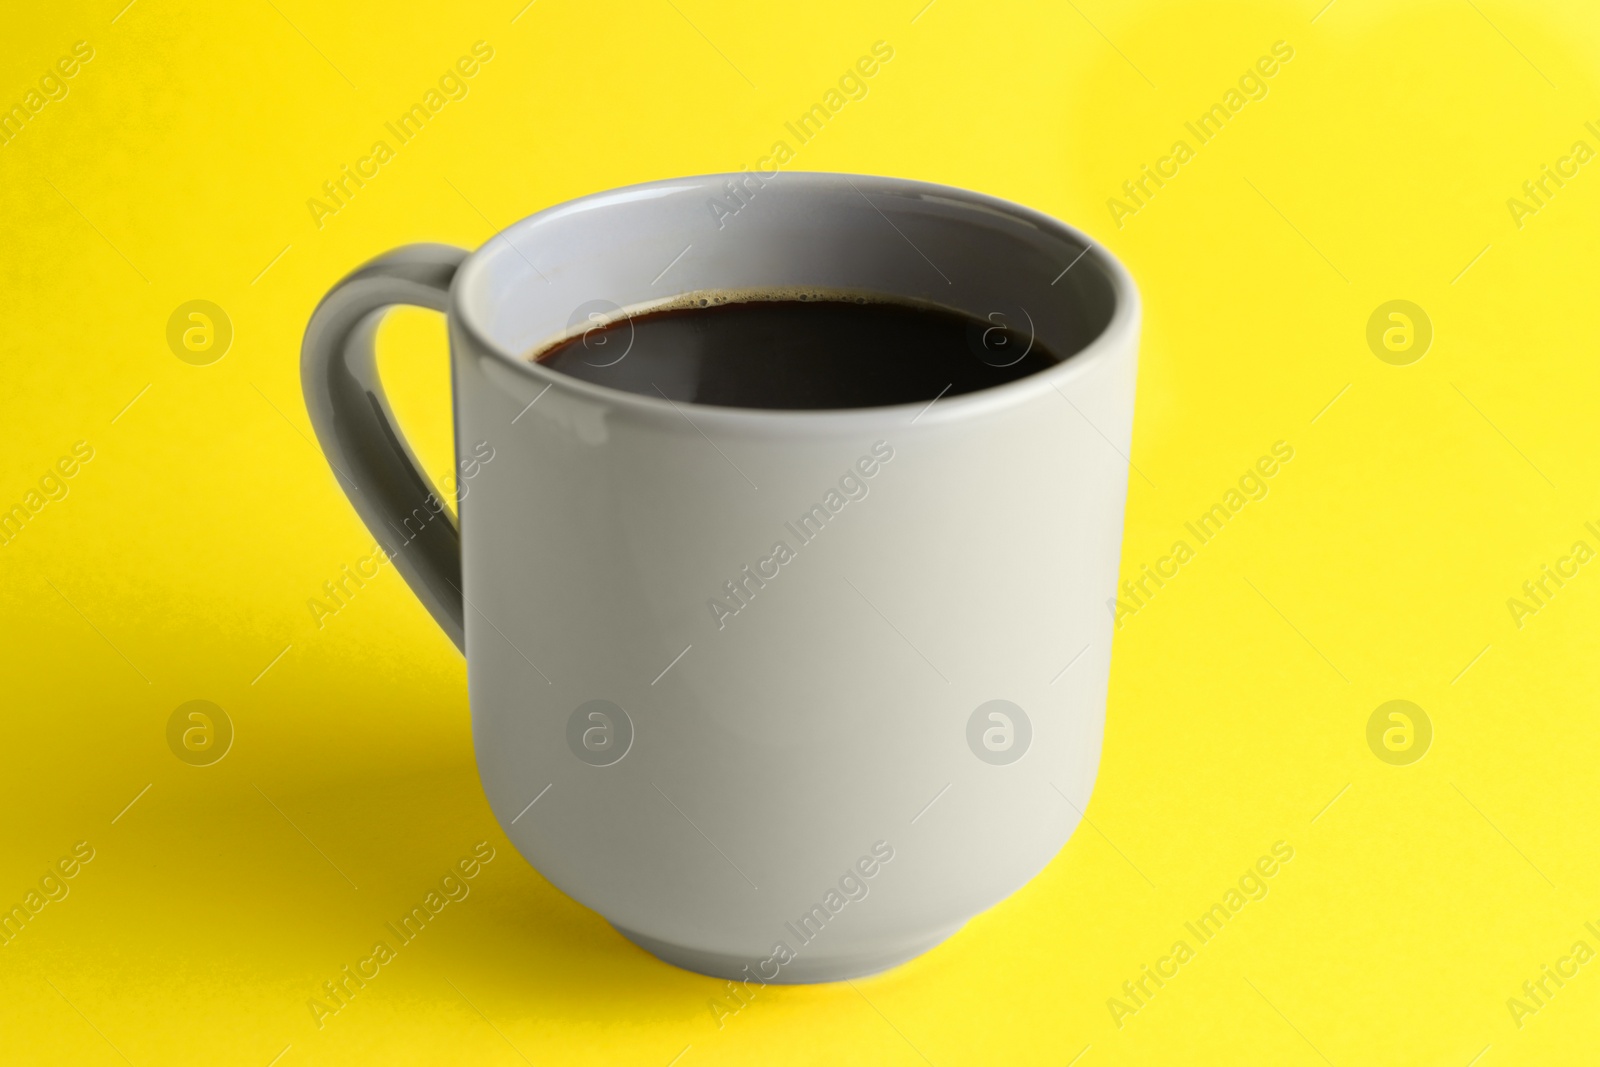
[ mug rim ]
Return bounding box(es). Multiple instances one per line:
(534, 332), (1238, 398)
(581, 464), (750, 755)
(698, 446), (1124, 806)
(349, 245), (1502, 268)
(451, 171), (1140, 433)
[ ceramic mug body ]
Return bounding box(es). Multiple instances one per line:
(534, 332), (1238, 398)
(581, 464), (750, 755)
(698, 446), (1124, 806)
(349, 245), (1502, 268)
(302, 172), (1139, 982)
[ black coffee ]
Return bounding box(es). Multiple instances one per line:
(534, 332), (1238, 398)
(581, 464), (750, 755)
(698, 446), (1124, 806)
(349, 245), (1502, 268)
(530, 296), (1061, 410)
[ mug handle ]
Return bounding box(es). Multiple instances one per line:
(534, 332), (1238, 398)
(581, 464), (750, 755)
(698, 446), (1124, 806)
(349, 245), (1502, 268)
(300, 243), (470, 652)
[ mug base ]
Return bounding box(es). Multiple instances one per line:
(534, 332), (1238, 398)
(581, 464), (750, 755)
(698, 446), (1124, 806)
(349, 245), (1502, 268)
(610, 920), (965, 984)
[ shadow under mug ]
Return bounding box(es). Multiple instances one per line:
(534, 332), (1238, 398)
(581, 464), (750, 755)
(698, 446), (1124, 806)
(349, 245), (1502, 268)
(300, 172), (1139, 982)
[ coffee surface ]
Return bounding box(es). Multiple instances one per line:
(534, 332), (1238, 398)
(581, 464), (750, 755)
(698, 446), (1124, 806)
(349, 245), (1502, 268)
(530, 296), (1061, 410)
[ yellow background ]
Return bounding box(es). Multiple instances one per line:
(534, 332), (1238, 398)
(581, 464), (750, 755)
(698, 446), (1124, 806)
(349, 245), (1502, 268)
(3, 0), (1598, 1062)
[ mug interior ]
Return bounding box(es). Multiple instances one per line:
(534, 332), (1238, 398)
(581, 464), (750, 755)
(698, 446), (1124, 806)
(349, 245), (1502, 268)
(454, 172), (1129, 410)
